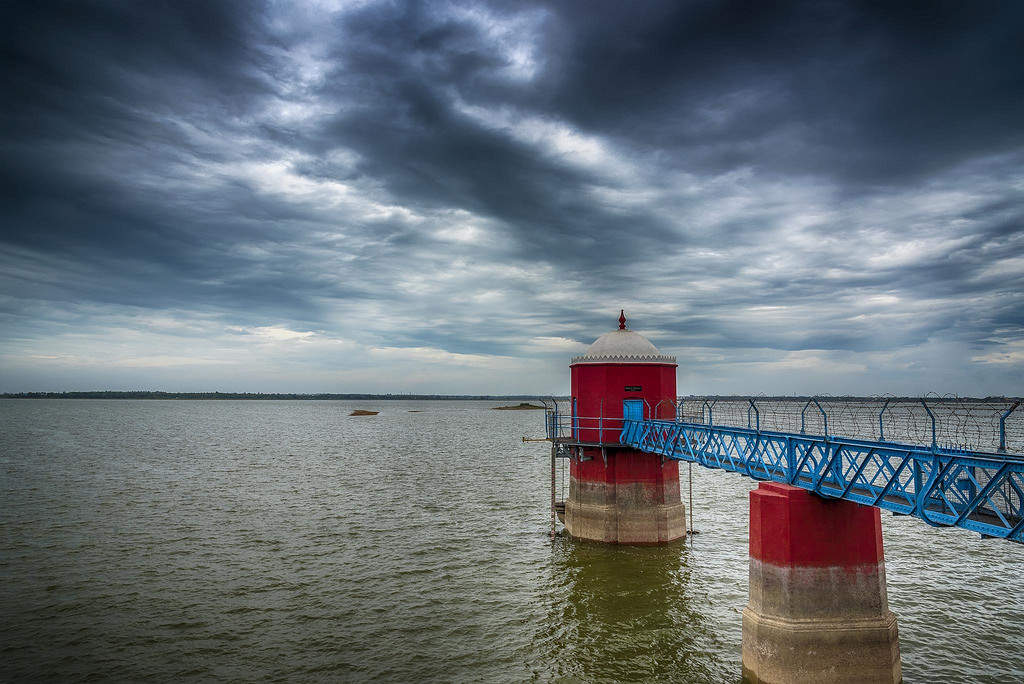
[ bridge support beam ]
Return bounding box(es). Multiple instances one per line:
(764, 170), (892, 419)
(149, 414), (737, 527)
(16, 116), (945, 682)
(742, 483), (901, 684)
(565, 448), (686, 544)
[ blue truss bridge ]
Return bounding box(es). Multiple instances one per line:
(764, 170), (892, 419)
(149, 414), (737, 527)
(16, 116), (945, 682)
(544, 396), (1024, 544)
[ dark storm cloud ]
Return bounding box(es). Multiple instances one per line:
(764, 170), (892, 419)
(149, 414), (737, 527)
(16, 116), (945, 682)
(307, 7), (681, 269)
(0, 1), (287, 309)
(1, 0), (1022, 392)
(312, 0), (1024, 196)
(307, 0), (1024, 279)
(529, 0), (1024, 184)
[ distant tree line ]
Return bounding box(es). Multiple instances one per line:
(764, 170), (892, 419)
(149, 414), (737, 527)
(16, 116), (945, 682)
(0, 391), (558, 400)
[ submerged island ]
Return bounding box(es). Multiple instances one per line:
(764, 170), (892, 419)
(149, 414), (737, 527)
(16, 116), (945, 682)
(492, 402), (545, 410)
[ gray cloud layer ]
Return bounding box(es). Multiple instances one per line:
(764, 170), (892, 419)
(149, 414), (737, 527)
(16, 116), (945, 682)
(1, 0), (1022, 393)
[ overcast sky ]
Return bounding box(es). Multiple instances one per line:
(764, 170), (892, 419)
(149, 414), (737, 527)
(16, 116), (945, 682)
(1, 1), (1022, 395)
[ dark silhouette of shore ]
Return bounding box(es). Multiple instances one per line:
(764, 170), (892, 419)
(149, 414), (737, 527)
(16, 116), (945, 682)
(0, 391), (557, 401)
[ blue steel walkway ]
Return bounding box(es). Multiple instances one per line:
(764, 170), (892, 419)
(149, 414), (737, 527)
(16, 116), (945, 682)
(619, 417), (1024, 543)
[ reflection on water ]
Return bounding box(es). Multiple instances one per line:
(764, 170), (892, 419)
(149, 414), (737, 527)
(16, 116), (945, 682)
(532, 538), (731, 683)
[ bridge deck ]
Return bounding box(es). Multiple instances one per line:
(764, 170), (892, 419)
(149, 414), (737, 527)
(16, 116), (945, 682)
(618, 418), (1024, 544)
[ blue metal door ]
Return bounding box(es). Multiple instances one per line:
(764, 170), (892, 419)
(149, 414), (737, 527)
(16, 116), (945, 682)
(623, 399), (644, 422)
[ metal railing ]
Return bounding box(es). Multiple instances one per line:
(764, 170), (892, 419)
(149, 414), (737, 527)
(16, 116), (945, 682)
(619, 412), (1024, 543)
(542, 398), (622, 443)
(541, 396), (677, 443)
(543, 395), (1024, 454)
(540, 394), (1024, 542)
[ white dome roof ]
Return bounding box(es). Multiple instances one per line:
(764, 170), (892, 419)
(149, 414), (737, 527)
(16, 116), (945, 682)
(586, 329), (660, 356)
(571, 324), (676, 365)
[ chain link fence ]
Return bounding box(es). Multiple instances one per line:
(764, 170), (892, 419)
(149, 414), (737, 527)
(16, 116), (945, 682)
(678, 395), (1023, 455)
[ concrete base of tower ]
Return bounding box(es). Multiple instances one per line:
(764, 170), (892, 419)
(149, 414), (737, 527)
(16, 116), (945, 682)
(741, 605), (900, 684)
(741, 483), (901, 684)
(563, 448), (686, 544)
(564, 498), (686, 544)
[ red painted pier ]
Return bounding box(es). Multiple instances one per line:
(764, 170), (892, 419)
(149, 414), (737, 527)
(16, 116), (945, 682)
(742, 483), (900, 683)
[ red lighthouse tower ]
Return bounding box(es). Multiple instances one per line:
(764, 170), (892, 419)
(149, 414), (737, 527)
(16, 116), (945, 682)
(564, 311), (686, 544)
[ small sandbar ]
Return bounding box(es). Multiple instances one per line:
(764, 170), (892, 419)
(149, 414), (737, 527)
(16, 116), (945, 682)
(349, 409), (379, 416)
(492, 402), (545, 411)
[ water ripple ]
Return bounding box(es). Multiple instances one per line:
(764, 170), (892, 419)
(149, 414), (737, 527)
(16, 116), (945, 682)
(1, 399), (1022, 682)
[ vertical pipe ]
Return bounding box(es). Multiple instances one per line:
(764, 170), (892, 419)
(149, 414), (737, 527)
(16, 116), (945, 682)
(999, 400), (1020, 452)
(688, 462), (694, 538)
(913, 457), (924, 512)
(572, 397), (578, 441)
(921, 399), (936, 450)
(550, 442), (556, 540)
(599, 398), (604, 444)
(812, 398), (828, 439)
(785, 436), (795, 483)
(879, 398), (891, 441)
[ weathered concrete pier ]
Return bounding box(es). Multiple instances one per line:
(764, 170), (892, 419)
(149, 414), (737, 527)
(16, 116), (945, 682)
(741, 482), (901, 683)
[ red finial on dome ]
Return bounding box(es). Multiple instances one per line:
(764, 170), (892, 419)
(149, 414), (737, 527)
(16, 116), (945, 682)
(618, 309), (627, 330)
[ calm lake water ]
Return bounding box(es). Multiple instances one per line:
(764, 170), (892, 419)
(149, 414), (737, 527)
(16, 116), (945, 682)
(2, 399), (1022, 682)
